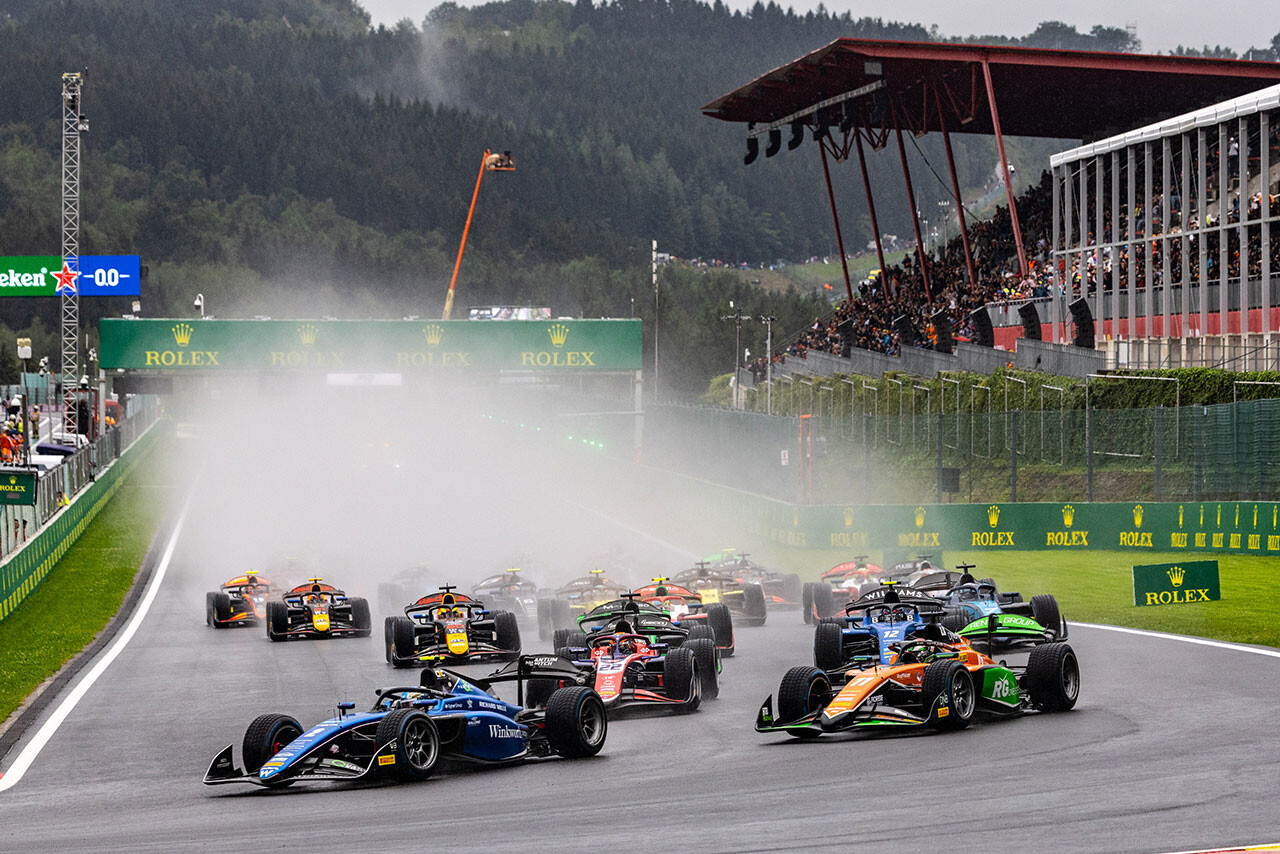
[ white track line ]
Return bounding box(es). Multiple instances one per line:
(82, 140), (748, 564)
(1075, 622), (1280, 659)
(0, 493), (191, 792)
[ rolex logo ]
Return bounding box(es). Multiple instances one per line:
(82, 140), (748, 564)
(1179, 505), (1184, 528)
(423, 325), (443, 347)
(914, 506), (926, 529)
(1167, 566), (1185, 587)
(1133, 504), (1144, 528)
(548, 323), (570, 349)
(297, 324), (317, 346)
(843, 507), (855, 527)
(8, 476), (14, 485)
(172, 323), (193, 347)
(987, 505), (1000, 528)
(1062, 504), (1075, 527)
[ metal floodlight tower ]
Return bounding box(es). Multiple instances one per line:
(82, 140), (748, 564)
(61, 71), (86, 435)
(442, 149), (514, 320)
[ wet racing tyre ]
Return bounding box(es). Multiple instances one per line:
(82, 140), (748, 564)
(493, 610), (521, 656)
(242, 713), (303, 782)
(207, 591), (232, 627)
(706, 603), (734, 656)
(1026, 641), (1079, 711)
(349, 597), (372, 637)
(777, 666), (830, 738)
(266, 600), (289, 641)
(813, 621), (844, 672)
(801, 582), (815, 624)
(375, 709), (440, 782)
(685, 637), (719, 700)
(663, 646), (700, 711)
(390, 616), (417, 667)
(921, 660), (975, 730)
(545, 687), (607, 758)
(1031, 594), (1061, 636)
(811, 584), (835, 621)
(742, 583), (767, 626)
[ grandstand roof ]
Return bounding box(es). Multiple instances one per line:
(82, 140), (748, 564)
(702, 39), (1280, 141)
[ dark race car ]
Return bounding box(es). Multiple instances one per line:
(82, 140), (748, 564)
(206, 571), (274, 628)
(932, 568), (1066, 644)
(472, 568), (542, 624)
(384, 586), (521, 668)
(204, 658), (606, 788)
(535, 569), (630, 641)
(810, 582), (951, 672)
(551, 594), (722, 659)
(543, 624), (720, 714)
(670, 562), (769, 627)
(265, 578), (372, 641)
(701, 551), (803, 609)
(377, 564), (436, 617)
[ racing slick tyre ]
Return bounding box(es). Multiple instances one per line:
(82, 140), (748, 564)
(706, 603), (735, 657)
(349, 597), (372, 637)
(1030, 594), (1062, 636)
(207, 591), (232, 627)
(811, 584), (835, 622)
(742, 583), (768, 626)
(375, 709), (440, 782)
(801, 582), (815, 624)
(685, 638), (720, 700)
(663, 646), (701, 712)
(781, 573), (803, 605)
(390, 616), (417, 667)
(813, 621), (845, 672)
(921, 660), (975, 731)
(942, 611), (969, 633)
(685, 623), (715, 645)
(777, 666), (831, 738)
(493, 610), (521, 657)
(1026, 642), (1080, 712)
(242, 713), (303, 785)
(545, 687), (607, 758)
(265, 600), (289, 641)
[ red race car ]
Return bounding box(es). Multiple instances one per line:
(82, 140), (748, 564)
(206, 570), (275, 628)
(541, 623), (718, 713)
(633, 578), (736, 656)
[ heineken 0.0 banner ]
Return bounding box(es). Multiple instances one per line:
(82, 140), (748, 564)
(1132, 560), (1220, 607)
(0, 256), (141, 296)
(99, 318), (642, 372)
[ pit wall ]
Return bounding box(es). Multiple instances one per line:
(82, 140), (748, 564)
(0, 422), (163, 622)
(579, 457), (1280, 559)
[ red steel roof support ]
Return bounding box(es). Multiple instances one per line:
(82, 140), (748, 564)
(893, 104), (932, 303)
(818, 139), (855, 303)
(936, 89), (978, 294)
(982, 60), (1028, 277)
(853, 125), (888, 299)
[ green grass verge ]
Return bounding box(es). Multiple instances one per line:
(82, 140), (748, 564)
(0, 436), (172, 724)
(733, 544), (1278, 649)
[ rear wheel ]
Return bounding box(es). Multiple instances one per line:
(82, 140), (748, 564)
(685, 638), (719, 700)
(552, 627), (571, 650)
(1026, 642), (1079, 711)
(742, 583), (767, 626)
(374, 709), (440, 782)
(780, 573), (803, 604)
(663, 646), (700, 711)
(565, 630), (588, 650)
(242, 713), (303, 782)
(1031, 594), (1061, 635)
(536, 599), (554, 641)
(801, 582), (815, 624)
(544, 687), (607, 757)
(813, 621), (844, 672)
(348, 597), (372, 637)
(383, 617), (395, 663)
(493, 610), (521, 656)
(706, 603), (734, 656)
(777, 666), (830, 738)
(390, 616), (417, 667)
(942, 611), (969, 633)
(921, 660), (975, 730)
(685, 623), (715, 645)
(266, 600), (288, 641)
(811, 584), (835, 621)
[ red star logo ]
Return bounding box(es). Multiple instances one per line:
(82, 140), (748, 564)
(53, 263), (78, 295)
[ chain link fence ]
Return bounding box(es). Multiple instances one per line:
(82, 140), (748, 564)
(644, 397), (1280, 505)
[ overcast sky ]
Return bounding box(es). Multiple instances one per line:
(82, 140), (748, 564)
(359, 0), (1276, 55)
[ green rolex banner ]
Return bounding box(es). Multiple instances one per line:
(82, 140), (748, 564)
(1132, 560), (1220, 607)
(0, 470), (37, 506)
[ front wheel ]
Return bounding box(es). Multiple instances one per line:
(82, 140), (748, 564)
(685, 637), (719, 700)
(777, 665), (830, 738)
(545, 687), (607, 758)
(349, 597), (372, 637)
(374, 709), (440, 782)
(390, 616), (417, 666)
(1031, 593), (1061, 636)
(242, 713), (303, 780)
(801, 582), (815, 624)
(493, 610), (521, 656)
(1026, 642), (1079, 711)
(265, 600), (289, 641)
(921, 660), (975, 730)
(742, 583), (767, 626)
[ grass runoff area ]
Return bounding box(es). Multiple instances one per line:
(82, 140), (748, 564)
(742, 545), (1279, 649)
(0, 437), (171, 724)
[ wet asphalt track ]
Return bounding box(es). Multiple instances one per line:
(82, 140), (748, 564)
(1, 501), (1277, 852)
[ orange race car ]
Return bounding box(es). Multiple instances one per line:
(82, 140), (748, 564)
(206, 571), (275, 628)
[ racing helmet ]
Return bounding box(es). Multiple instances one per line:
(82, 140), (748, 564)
(614, 619), (634, 635)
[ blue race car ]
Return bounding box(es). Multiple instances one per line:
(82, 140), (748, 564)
(203, 656), (606, 788)
(812, 582), (953, 672)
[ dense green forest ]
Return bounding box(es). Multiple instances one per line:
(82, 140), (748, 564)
(1, 0), (1274, 394)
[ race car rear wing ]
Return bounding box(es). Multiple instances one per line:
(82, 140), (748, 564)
(448, 654), (590, 705)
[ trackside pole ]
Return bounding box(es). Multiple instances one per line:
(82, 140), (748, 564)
(443, 151), (490, 320)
